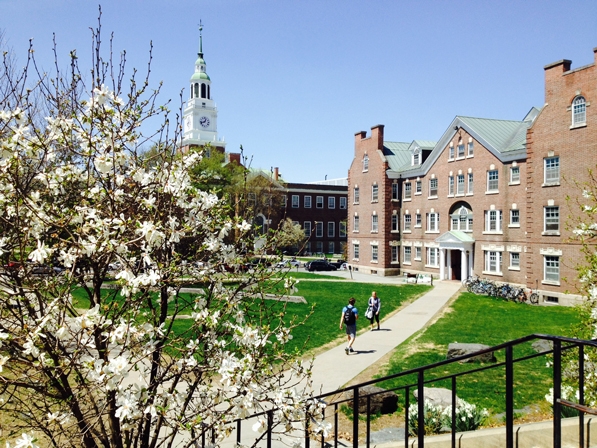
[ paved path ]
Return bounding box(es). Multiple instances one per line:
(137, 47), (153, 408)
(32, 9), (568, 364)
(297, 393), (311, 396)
(306, 276), (463, 394)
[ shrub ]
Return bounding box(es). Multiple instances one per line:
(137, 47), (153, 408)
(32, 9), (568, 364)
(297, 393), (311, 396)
(442, 402), (488, 432)
(407, 401), (444, 436)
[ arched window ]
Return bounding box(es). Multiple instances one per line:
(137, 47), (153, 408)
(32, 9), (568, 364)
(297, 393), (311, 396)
(572, 96), (586, 126)
(201, 83), (207, 99)
(362, 155), (369, 172)
(207, 85), (211, 99)
(193, 83), (199, 98)
(413, 148), (420, 166)
(450, 203), (473, 232)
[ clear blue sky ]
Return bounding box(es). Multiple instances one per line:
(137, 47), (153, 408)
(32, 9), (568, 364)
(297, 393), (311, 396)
(2, 0), (597, 182)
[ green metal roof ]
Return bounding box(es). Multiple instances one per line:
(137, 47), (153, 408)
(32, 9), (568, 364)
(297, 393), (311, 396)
(191, 71), (210, 81)
(457, 116), (529, 153)
(382, 141), (411, 171)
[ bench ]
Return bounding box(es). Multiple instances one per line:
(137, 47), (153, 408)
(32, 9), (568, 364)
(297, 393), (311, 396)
(404, 272), (418, 284)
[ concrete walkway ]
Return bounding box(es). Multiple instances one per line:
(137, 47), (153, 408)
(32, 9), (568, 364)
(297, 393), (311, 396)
(306, 277), (463, 394)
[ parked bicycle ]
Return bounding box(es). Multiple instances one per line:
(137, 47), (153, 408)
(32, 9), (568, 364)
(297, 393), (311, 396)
(462, 276), (539, 305)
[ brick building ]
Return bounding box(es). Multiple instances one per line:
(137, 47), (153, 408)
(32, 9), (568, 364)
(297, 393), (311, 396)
(348, 48), (597, 305)
(283, 178), (348, 256)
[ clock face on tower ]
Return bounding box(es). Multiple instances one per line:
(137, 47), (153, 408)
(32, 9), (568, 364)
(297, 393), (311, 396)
(199, 116), (210, 128)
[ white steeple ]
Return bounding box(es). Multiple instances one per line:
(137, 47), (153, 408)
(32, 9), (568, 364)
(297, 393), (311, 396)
(182, 22), (226, 148)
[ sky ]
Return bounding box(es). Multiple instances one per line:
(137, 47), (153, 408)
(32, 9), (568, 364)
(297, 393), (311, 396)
(2, 0), (597, 182)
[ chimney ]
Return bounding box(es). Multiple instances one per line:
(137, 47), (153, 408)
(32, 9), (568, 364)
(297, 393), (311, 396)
(274, 167), (279, 181)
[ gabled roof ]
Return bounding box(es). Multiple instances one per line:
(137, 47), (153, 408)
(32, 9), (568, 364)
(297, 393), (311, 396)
(387, 108), (540, 179)
(435, 230), (475, 244)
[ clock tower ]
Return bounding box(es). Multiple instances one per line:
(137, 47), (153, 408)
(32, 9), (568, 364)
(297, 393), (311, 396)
(182, 23), (226, 150)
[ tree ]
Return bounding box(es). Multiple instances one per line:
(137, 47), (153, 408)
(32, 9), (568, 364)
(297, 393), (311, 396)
(0, 13), (324, 448)
(272, 218), (307, 255)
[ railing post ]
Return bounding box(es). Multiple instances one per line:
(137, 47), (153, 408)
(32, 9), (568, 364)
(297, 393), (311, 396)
(236, 420), (241, 446)
(334, 402), (339, 448)
(305, 408), (311, 448)
(554, 339), (562, 448)
(405, 386), (410, 448)
(579, 344), (585, 448)
(418, 370), (425, 448)
(366, 394), (371, 448)
(353, 386), (359, 448)
(506, 345), (514, 448)
(267, 410), (273, 448)
(451, 376), (457, 448)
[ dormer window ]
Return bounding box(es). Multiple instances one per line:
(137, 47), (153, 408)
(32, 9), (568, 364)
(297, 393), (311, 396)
(413, 148), (420, 166)
(572, 96), (586, 127)
(363, 155), (369, 172)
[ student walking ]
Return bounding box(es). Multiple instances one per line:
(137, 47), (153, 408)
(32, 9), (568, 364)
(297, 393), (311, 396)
(367, 291), (381, 331)
(339, 297), (358, 355)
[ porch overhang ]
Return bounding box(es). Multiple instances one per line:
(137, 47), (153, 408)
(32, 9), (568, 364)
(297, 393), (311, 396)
(435, 231), (475, 251)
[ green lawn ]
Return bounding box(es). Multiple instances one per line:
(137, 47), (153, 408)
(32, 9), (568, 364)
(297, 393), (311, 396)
(376, 292), (580, 414)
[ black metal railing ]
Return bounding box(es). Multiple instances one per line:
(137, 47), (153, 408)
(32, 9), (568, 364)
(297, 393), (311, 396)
(202, 334), (597, 447)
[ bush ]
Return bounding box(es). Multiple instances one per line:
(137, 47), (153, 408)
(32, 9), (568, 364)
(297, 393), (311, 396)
(408, 401), (444, 436)
(408, 401), (488, 436)
(442, 402), (488, 432)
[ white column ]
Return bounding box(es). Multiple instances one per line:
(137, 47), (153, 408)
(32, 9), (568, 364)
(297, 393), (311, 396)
(468, 250), (474, 277)
(461, 249), (467, 281)
(439, 249), (445, 280)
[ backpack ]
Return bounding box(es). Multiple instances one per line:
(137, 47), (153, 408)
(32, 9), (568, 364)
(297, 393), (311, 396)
(343, 306), (356, 325)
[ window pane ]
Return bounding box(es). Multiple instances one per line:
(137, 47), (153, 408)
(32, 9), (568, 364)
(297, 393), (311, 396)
(545, 256), (559, 282)
(487, 170), (499, 191)
(545, 157), (560, 183)
(545, 206), (559, 231)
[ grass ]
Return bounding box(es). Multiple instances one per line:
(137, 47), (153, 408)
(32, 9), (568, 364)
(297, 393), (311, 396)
(278, 282), (431, 354)
(376, 292), (580, 414)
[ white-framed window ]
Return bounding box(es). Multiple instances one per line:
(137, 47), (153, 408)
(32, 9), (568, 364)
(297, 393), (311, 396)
(457, 143), (465, 158)
(427, 213), (439, 232)
(448, 176), (454, 195)
(353, 187), (360, 204)
(371, 185), (379, 202)
(510, 209), (520, 226)
(248, 192), (256, 206)
(484, 251), (502, 274)
(371, 244), (378, 262)
(283, 195), (287, 208)
(404, 214), (411, 231)
(544, 206), (560, 233)
(487, 170), (499, 192)
(510, 252), (520, 269)
(485, 210), (503, 232)
(404, 182), (412, 199)
(450, 206), (473, 232)
(429, 178), (438, 197)
(304, 195), (312, 208)
(371, 215), (378, 232)
(545, 157), (560, 184)
(353, 215), (359, 232)
(353, 243), (360, 259)
(449, 144), (454, 159)
(468, 141), (474, 156)
(327, 222), (335, 238)
(316, 196), (324, 208)
(510, 166), (520, 184)
(426, 247), (439, 267)
(404, 246), (412, 264)
(363, 155), (369, 171)
(415, 213), (422, 227)
(457, 174), (465, 195)
(468, 173), (473, 194)
(340, 197), (347, 209)
(415, 246), (422, 260)
(544, 256), (560, 283)
(572, 96), (586, 126)
(328, 197), (336, 209)
(339, 221), (347, 237)
(416, 180), (422, 194)
(391, 245), (399, 263)
(304, 221), (312, 237)
(392, 183), (399, 200)
(391, 214), (399, 232)
(413, 149), (421, 165)
(291, 195), (299, 208)
(328, 242), (335, 254)
(315, 222), (323, 237)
